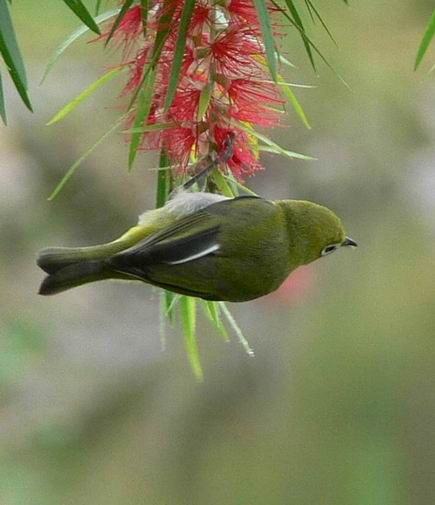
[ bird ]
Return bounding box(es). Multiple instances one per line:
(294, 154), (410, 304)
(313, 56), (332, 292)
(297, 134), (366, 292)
(37, 191), (357, 302)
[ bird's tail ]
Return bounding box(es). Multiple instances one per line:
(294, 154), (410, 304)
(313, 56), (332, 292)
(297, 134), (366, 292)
(38, 260), (115, 296)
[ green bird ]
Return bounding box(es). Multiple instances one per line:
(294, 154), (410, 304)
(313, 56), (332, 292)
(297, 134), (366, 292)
(37, 192), (357, 302)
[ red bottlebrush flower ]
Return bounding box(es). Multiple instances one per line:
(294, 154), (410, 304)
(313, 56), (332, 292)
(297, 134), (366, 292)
(211, 24), (263, 78)
(121, 46), (149, 95)
(227, 79), (284, 127)
(214, 126), (263, 180)
(168, 87), (202, 121)
(162, 126), (198, 168)
(189, 2), (211, 35)
(101, 5), (143, 53)
(226, 0), (260, 26)
(99, 0), (285, 180)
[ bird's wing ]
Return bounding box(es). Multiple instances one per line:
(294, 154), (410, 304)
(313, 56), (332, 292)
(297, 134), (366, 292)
(109, 210), (221, 270)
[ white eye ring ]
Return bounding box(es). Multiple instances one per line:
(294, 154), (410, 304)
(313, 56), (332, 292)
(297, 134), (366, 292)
(321, 244), (339, 256)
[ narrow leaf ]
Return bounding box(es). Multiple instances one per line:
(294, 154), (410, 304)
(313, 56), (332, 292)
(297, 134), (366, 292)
(61, 0), (101, 34)
(128, 67), (156, 169)
(253, 0), (278, 81)
(202, 301), (230, 342)
(0, 0), (32, 111)
(128, 0), (175, 109)
(415, 9), (435, 69)
(104, 0), (134, 47)
(125, 122), (175, 133)
(211, 170), (236, 197)
(181, 296), (203, 381)
(275, 0), (349, 86)
(0, 70), (6, 124)
(279, 78), (311, 128)
(304, 0), (337, 46)
(283, 0), (315, 70)
(234, 121), (316, 160)
(46, 66), (125, 125)
(156, 149), (172, 207)
(222, 173), (258, 196)
(164, 0), (196, 110)
(41, 8), (119, 84)
(197, 82), (212, 121)
(219, 303), (254, 356)
(95, 0), (103, 15)
(48, 114), (127, 200)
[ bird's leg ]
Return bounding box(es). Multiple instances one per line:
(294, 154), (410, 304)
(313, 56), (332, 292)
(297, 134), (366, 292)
(177, 132), (236, 193)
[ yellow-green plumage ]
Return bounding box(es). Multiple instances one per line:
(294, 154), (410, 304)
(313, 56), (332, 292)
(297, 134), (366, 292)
(37, 193), (356, 302)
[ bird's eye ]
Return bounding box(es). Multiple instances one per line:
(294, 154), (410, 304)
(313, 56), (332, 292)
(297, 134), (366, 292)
(321, 244), (338, 256)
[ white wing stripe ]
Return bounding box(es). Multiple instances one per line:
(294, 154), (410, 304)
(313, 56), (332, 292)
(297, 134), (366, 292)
(165, 244), (220, 265)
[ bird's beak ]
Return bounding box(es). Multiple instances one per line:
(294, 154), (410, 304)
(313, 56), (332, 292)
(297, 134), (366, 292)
(342, 236), (358, 248)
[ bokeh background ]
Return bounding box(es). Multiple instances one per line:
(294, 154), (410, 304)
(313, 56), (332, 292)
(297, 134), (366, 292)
(1, 1), (435, 504)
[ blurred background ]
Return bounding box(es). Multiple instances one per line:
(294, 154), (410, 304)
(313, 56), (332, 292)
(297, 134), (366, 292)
(1, 1), (435, 504)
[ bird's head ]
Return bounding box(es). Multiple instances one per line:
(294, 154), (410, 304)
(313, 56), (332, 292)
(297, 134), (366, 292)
(276, 200), (357, 266)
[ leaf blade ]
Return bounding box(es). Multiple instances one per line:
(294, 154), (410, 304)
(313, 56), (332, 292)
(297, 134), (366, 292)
(234, 121), (316, 160)
(128, 66), (157, 169)
(181, 296), (203, 381)
(219, 303), (254, 356)
(415, 9), (435, 69)
(41, 8), (120, 84)
(0, 0), (32, 111)
(104, 0), (134, 47)
(48, 113), (127, 200)
(164, 0), (196, 110)
(61, 0), (101, 34)
(0, 69), (6, 124)
(253, 0), (278, 81)
(46, 66), (125, 125)
(283, 0), (315, 70)
(279, 78), (311, 128)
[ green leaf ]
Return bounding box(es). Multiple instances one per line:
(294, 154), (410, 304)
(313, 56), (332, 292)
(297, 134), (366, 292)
(234, 121), (316, 160)
(41, 8), (120, 84)
(104, 0), (134, 47)
(125, 122), (175, 133)
(0, 0), (32, 111)
(95, 0), (103, 15)
(253, 0), (278, 81)
(202, 301), (230, 342)
(128, 0), (175, 109)
(211, 170), (236, 197)
(219, 303), (254, 356)
(415, 9), (435, 70)
(164, 0), (196, 110)
(0, 70), (6, 124)
(304, 0), (337, 46)
(274, 0), (349, 87)
(283, 0), (315, 70)
(222, 173), (258, 196)
(61, 0), (101, 34)
(48, 113), (127, 200)
(46, 66), (126, 125)
(180, 296), (203, 381)
(279, 77), (311, 128)
(128, 66), (156, 170)
(156, 149), (172, 207)
(197, 82), (212, 121)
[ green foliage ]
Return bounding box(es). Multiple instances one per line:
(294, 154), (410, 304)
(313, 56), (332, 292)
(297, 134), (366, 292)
(0, 0), (31, 119)
(46, 66), (127, 126)
(415, 9), (435, 69)
(61, 0), (101, 34)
